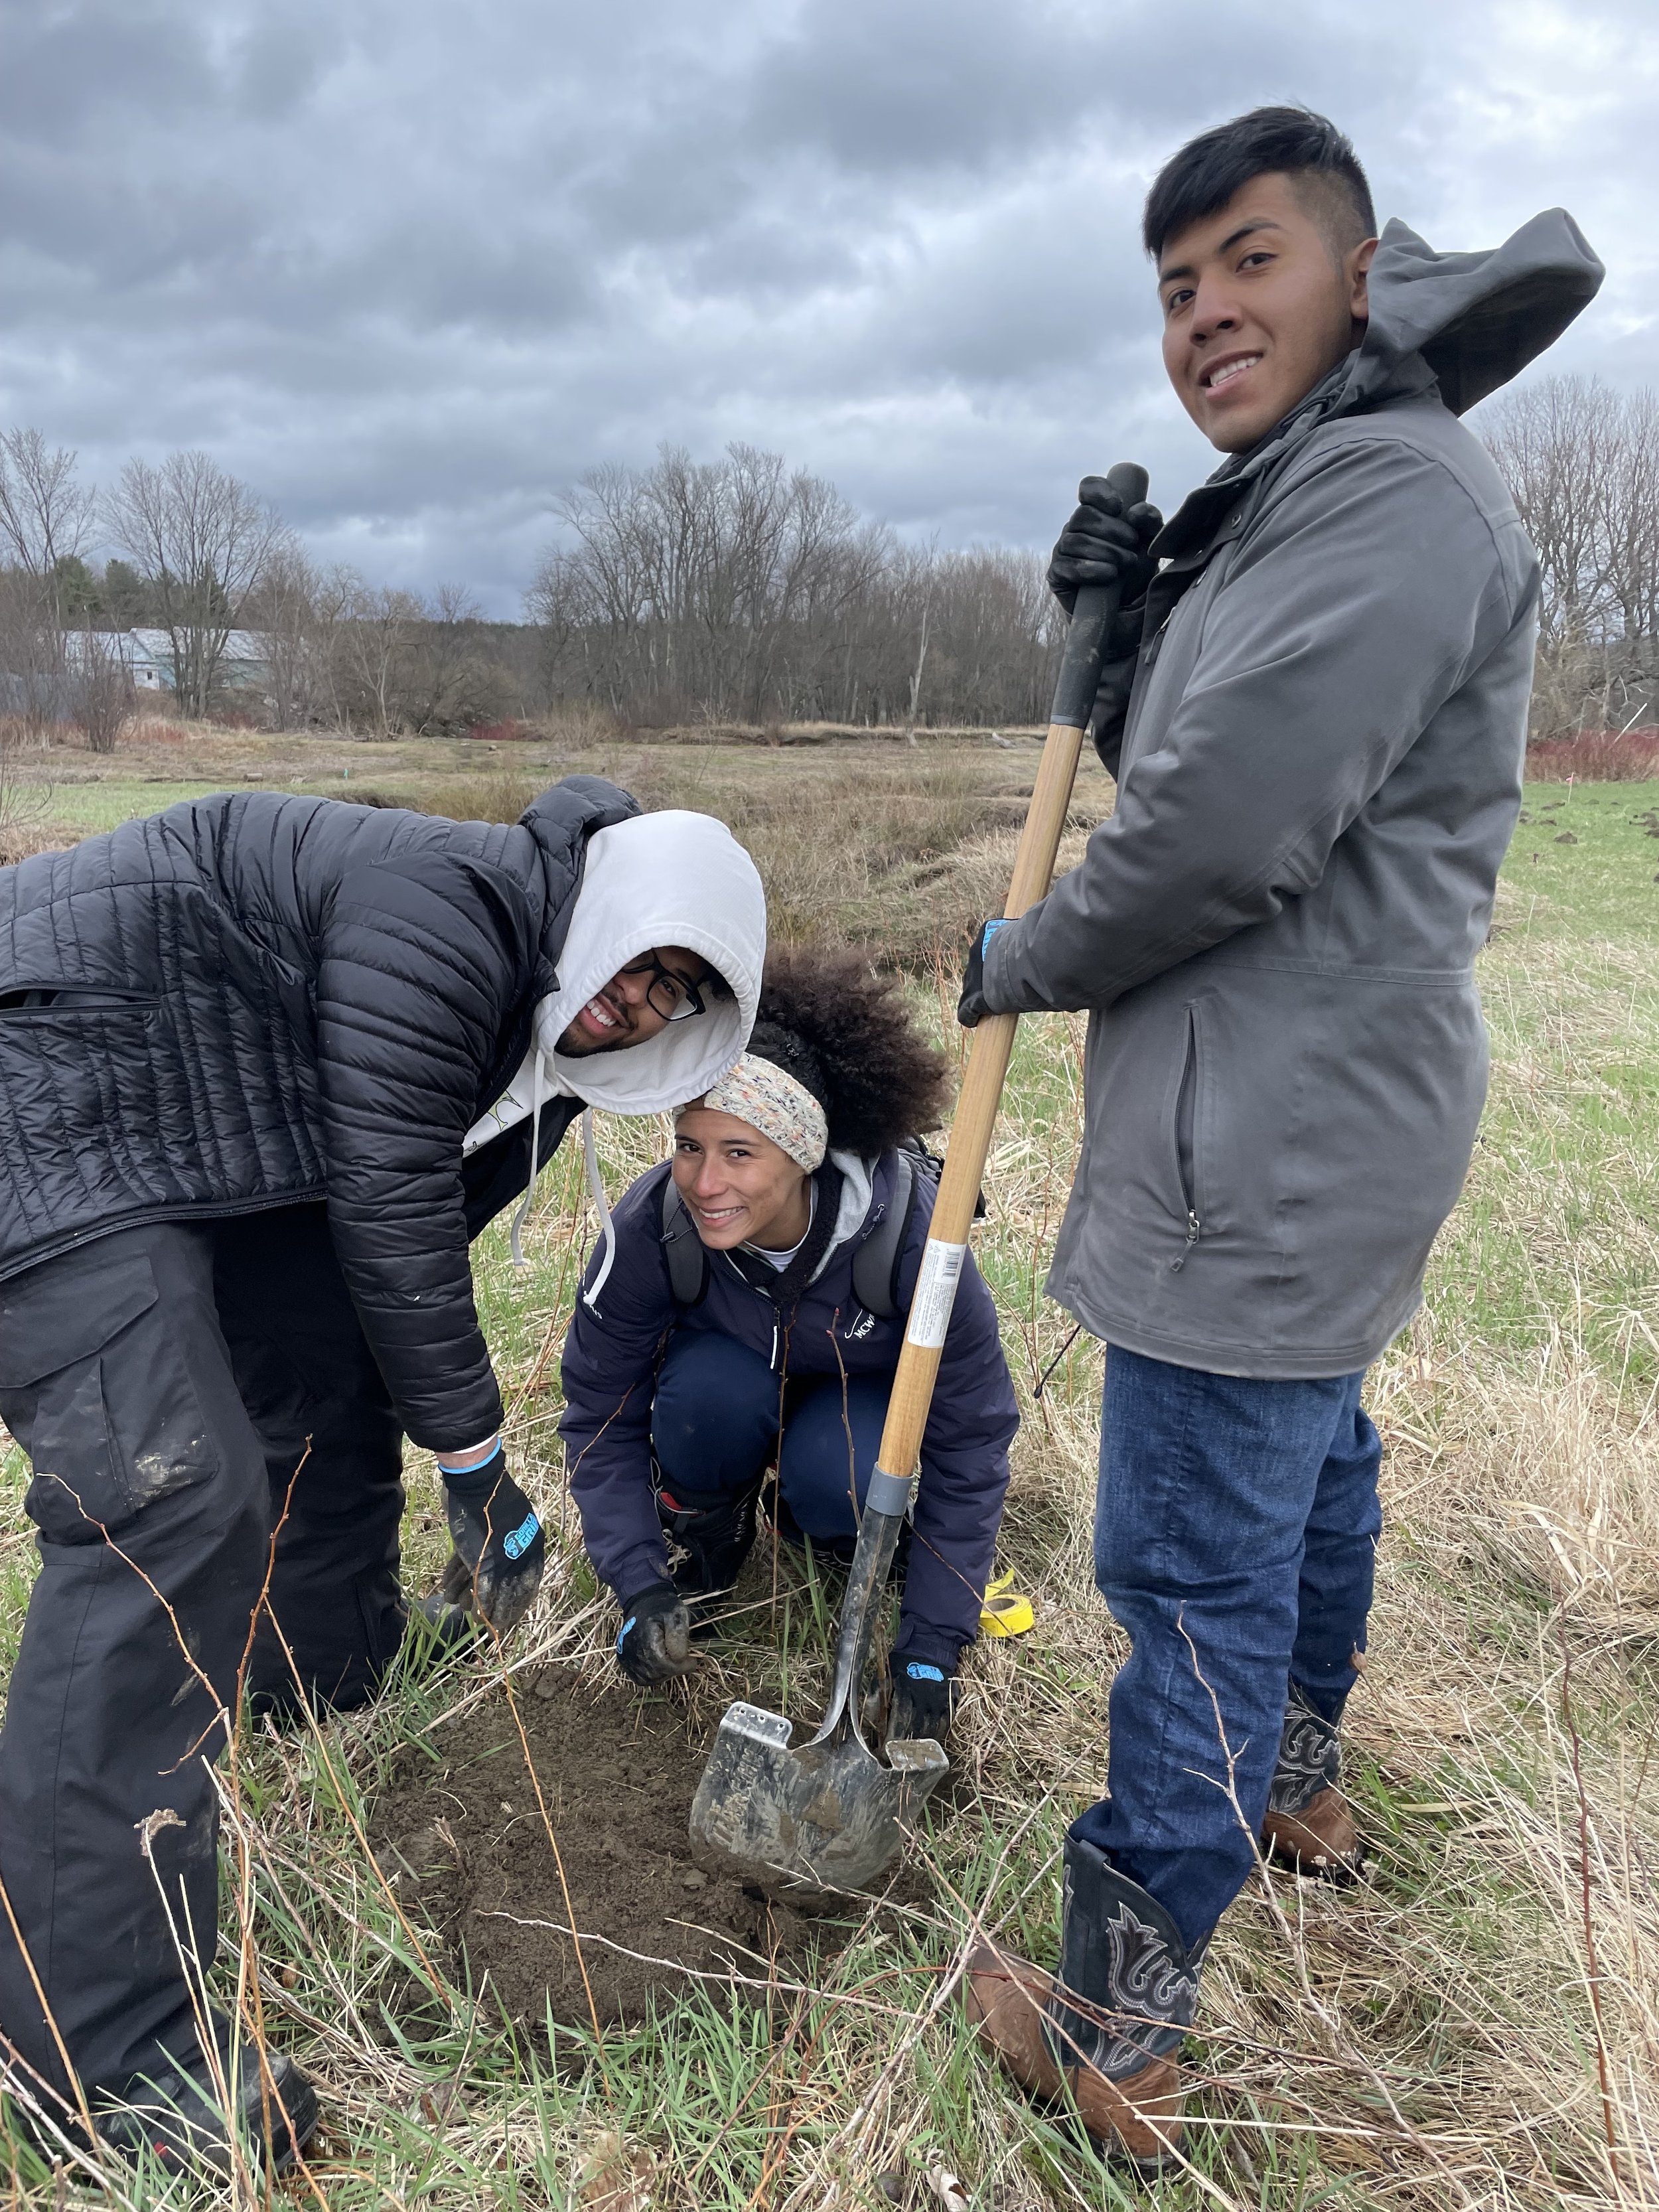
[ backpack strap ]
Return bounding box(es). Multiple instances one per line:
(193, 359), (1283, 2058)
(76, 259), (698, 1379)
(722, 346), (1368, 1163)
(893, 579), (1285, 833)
(660, 1177), (709, 1306)
(851, 1147), (918, 1321)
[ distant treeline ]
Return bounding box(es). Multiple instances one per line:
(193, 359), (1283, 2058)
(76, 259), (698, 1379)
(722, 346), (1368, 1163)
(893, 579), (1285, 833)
(2, 377), (1656, 745)
(528, 443), (1062, 729)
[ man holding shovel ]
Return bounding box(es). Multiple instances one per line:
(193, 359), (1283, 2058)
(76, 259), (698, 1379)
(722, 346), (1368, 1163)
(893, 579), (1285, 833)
(958, 107), (1601, 2164)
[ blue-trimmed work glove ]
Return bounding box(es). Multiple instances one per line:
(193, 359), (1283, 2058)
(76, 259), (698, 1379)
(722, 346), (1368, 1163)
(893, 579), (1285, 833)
(889, 1657), (958, 1746)
(616, 1579), (694, 1686)
(439, 1449), (545, 1637)
(958, 918), (1010, 1029)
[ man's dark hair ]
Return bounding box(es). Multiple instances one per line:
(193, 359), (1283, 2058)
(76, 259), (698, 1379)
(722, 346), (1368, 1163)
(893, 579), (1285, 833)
(1143, 106), (1376, 265)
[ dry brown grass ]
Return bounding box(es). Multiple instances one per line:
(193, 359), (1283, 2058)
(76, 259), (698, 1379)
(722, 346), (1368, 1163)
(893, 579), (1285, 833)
(0, 746), (1654, 2207)
(401, 746), (1109, 964)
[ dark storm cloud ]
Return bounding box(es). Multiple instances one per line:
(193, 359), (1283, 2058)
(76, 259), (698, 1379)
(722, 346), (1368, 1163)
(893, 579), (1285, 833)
(0, 0), (1650, 609)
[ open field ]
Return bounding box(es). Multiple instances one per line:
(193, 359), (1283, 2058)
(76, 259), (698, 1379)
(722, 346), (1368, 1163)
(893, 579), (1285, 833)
(0, 719), (1099, 964)
(1, 735), (1657, 2207)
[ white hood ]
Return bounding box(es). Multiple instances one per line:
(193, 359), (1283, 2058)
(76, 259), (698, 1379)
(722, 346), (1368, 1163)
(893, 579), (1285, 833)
(464, 808), (766, 1153)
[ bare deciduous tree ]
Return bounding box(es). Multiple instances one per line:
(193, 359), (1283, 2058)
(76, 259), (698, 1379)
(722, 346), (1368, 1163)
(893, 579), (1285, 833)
(102, 451), (290, 717)
(1482, 376), (1659, 734)
(0, 429), (98, 731)
(328, 575), (425, 737)
(400, 583), (510, 734)
(67, 629), (135, 755)
(0, 429), (97, 602)
(243, 547), (345, 729)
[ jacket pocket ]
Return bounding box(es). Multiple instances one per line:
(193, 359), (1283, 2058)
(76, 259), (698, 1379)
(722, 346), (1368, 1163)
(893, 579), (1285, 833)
(0, 1254), (221, 1544)
(1167, 1001), (1206, 1271)
(0, 986), (160, 1019)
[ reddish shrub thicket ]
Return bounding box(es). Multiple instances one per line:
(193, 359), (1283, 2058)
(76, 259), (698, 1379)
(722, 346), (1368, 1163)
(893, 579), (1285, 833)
(1525, 728), (1659, 781)
(465, 719), (536, 743)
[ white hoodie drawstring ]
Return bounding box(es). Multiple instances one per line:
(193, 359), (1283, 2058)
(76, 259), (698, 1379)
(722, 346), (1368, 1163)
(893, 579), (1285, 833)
(508, 1045), (548, 1268)
(504, 1059), (615, 1311)
(581, 1105), (618, 1313)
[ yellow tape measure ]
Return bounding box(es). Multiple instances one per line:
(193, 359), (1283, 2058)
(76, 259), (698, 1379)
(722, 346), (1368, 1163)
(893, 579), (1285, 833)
(980, 1570), (1035, 1637)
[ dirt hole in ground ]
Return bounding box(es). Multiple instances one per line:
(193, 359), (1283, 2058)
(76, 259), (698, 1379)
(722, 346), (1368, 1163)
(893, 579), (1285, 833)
(372, 1662), (879, 2027)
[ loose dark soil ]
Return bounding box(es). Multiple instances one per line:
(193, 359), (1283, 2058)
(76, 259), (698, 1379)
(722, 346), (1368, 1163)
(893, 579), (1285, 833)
(373, 1663), (848, 2028)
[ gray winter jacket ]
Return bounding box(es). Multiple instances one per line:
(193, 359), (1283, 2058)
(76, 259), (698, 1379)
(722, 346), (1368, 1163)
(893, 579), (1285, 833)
(983, 210), (1603, 1378)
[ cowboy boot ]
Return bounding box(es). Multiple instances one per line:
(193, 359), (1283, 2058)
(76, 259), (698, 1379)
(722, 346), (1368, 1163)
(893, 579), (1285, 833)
(966, 1835), (1205, 2170)
(1260, 1683), (1363, 1881)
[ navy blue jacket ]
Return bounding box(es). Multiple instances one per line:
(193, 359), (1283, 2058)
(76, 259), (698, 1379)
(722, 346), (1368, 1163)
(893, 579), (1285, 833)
(559, 1152), (1018, 1668)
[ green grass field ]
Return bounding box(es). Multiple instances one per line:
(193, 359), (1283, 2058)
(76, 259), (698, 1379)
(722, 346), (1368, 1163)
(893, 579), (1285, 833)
(0, 759), (1655, 2209)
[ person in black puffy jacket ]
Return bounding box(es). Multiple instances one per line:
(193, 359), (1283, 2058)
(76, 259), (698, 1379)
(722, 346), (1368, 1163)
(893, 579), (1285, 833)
(560, 948), (1018, 1753)
(0, 778), (764, 2168)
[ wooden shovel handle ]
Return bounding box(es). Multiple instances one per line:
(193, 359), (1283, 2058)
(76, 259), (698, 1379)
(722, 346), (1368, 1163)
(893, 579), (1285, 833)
(867, 462), (1149, 1511)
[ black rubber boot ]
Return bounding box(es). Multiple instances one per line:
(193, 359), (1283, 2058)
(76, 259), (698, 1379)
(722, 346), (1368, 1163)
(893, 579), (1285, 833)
(1043, 1836), (1207, 2166)
(96, 2035), (319, 2177)
(657, 1481), (762, 1605)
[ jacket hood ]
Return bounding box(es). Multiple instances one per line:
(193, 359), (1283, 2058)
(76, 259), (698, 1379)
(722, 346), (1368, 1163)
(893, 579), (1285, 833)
(810, 1151), (876, 1280)
(464, 808), (765, 1151)
(1345, 208), (1603, 416)
(518, 776), (640, 922)
(539, 810), (765, 1113)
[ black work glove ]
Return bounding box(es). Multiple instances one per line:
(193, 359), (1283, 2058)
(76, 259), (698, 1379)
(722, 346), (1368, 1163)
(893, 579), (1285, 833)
(615, 1579), (694, 1685)
(958, 918), (1009, 1029)
(1046, 476), (1163, 619)
(439, 1451), (546, 1637)
(888, 1656), (958, 1746)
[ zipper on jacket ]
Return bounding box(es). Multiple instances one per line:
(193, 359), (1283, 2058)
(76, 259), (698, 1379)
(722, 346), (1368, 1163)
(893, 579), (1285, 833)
(715, 1249), (788, 1371)
(1170, 1003), (1202, 1272)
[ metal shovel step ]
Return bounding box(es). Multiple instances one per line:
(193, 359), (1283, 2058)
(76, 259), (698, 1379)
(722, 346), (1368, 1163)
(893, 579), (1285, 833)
(689, 1485), (948, 1903)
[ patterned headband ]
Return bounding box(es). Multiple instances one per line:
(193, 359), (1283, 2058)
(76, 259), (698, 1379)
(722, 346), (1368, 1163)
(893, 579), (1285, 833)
(676, 1052), (828, 1172)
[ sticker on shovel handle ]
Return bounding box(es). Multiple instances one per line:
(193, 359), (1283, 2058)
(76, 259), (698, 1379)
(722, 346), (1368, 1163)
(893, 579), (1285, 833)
(906, 1239), (966, 1348)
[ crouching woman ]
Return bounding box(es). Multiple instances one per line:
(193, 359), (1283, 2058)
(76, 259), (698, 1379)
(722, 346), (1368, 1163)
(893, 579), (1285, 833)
(559, 949), (1018, 1744)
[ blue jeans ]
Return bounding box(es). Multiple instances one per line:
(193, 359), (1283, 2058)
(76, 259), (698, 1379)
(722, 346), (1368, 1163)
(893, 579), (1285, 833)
(651, 1329), (885, 1546)
(1072, 1346), (1381, 1952)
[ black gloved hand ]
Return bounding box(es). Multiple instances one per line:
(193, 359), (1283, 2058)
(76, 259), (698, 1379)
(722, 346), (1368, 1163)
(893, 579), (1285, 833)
(439, 1451), (545, 1637)
(615, 1579), (694, 1685)
(888, 1656), (958, 1746)
(958, 918), (1009, 1029)
(1046, 476), (1163, 619)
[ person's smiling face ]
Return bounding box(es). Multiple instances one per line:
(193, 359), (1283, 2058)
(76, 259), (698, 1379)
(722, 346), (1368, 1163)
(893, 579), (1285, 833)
(1158, 172), (1376, 455)
(556, 944), (705, 1057)
(671, 1108), (812, 1252)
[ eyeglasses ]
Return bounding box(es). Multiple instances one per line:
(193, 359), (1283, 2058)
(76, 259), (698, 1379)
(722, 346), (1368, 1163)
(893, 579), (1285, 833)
(618, 952), (710, 1023)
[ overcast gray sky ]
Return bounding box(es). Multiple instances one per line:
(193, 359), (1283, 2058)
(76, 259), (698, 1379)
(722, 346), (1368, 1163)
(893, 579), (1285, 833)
(1, 0), (1652, 613)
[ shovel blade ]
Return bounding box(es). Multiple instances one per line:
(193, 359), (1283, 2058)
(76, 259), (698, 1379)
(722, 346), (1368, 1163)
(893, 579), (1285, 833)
(689, 1698), (948, 1903)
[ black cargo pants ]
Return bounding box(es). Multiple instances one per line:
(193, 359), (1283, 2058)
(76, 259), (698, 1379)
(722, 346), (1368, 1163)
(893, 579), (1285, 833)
(0, 1205), (405, 2104)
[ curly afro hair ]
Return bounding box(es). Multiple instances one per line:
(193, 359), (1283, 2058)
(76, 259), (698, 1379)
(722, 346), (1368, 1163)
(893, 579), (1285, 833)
(745, 946), (951, 1158)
